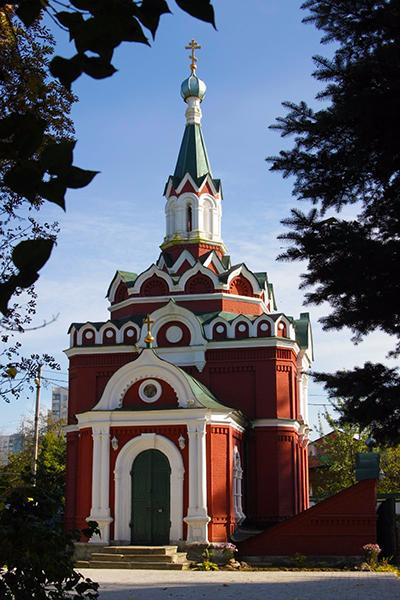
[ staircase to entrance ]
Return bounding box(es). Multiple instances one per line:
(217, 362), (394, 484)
(76, 546), (189, 570)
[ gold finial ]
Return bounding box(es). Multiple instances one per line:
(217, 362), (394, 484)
(143, 314), (155, 348)
(185, 38), (201, 74)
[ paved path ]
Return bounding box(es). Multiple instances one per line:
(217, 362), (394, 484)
(79, 569), (399, 600)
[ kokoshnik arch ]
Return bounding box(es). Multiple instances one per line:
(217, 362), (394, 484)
(65, 41), (313, 546)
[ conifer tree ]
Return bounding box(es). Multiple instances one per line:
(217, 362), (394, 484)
(269, 0), (400, 445)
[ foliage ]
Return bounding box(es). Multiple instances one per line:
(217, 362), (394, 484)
(0, 7), (93, 314)
(207, 542), (238, 565)
(0, 418), (98, 599)
(0, 11), (76, 400)
(0, 415), (66, 508)
(314, 364), (400, 448)
(0, 1), (216, 315)
(268, 0), (400, 445)
(310, 415), (400, 500)
(0, 482), (99, 599)
(310, 417), (367, 499)
(373, 558), (400, 576)
(195, 549), (219, 571)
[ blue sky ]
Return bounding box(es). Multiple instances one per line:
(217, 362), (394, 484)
(2, 1), (396, 436)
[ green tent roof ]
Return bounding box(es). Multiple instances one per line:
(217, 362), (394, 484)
(174, 123), (212, 181)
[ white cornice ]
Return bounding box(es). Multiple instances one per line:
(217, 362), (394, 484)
(207, 338), (299, 352)
(109, 292), (268, 313)
(64, 345), (138, 358)
(251, 418), (301, 431)
(65, 337), (299, 357)
(75, 408), (245, 432)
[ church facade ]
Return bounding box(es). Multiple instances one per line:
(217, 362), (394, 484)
(65, 46), (313, 547)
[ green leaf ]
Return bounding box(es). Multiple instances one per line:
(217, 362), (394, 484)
(121, 16), (150, 44)
(56, 10), (85, 38)
(69, 0), (95, 9)
(137, 0), (171, 38)
(15, 0), (45, 27)
(174, 0), (216, 28)
(0, 113), (46, 158)
(64, 166), (99, 188)
(38, 179), (67, 209)
(12, 238), (54, 274)
(49, 55), (84, 89)
(40, 140), (76, 174)
(82, 56), (117, 79)
(73, 15), (119, 56)
(3, 161), (43, 201)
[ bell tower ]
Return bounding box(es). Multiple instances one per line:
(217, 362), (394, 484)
(161, 40), (226, 260)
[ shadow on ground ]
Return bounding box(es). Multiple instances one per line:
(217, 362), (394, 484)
(92, 573), (399, 600)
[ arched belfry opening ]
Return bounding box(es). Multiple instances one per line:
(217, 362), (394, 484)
(187, 205), (193, 232)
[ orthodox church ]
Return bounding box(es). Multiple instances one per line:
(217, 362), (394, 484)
(65, 41), (313, 548)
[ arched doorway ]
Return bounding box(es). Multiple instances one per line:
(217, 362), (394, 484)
(130, 449), (171, 545)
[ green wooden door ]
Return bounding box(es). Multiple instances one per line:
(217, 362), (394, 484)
(131, 449), (171, 545)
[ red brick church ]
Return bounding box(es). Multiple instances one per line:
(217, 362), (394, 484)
(65, 43), (313, 548)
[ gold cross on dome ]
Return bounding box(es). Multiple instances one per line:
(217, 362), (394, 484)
(143, 314), (155, 348)
(185, 39), (201, 74)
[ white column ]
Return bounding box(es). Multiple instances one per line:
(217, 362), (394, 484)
(176, 205), (186, 234)
(184, 419), (210, 542)
(197, 421), (208, 517)
(88, 423), (112, 544)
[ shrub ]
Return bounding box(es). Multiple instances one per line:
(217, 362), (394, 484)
(0, 472), (99, 599)
(362, 543), (381, 568)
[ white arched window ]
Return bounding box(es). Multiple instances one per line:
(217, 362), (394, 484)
(203, 199), (213, 238)
(187, 204), (193, 232)
(233, 447), (245, 524)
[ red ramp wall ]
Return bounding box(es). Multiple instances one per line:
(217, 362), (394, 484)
(239, 479), (377, 556)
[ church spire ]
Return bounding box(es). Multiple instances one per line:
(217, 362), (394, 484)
(162, 41), (225, 258)
(173, 39), (213, 184)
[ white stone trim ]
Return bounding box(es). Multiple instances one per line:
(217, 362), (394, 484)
(113, 433), (184, 543)
(93, 349), (199, 410)
(87, 423), (112, 543)
(201, 250), (225, 275)
(184, 419), (210, 542)
(98, 322), (118, 343)
(251, 418), (301, 431)
(76, 408), (245, 433)
(208, 338), (299, 352)
(226, 265), (262, 295)
(165, 172), (221, 199)
(65, 337), (299, 359)
(233, 447), (245, 524)
(155, 346), (206, 372)
(167, 249), (196, 273)
(297, 350), (311, 426)
(77, 323), (99, 345)
(275, 315), (295, 339)
(119, 321), (141, 343)
(252, 314), (276, 335)
(107, 272), (127, 303)
(109, 292), (269, 313)
(64, 345), (138, 358)
(138, 379), (162, 403)
(177, 263), (221, 292)
(138, 300), (206, 348)
(130, 264), (173, 295)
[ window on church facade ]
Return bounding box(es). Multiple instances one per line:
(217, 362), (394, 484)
(233, 447), (245, 524)
(187, 205), (193, 232)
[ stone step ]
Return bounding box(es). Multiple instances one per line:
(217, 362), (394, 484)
(84, 560), (187, 570)
(91, 552), (177, 563)
(105, 546), (178, 555)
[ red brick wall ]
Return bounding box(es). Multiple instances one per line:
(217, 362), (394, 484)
(239, 479), (377, 556)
